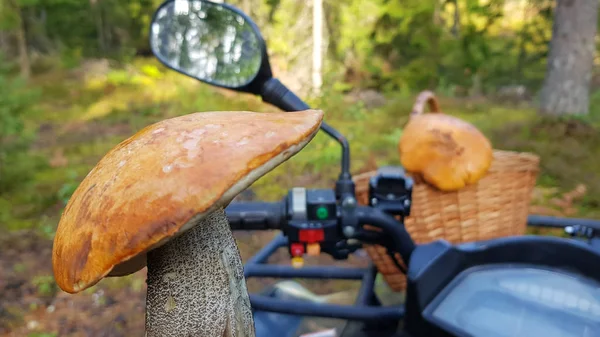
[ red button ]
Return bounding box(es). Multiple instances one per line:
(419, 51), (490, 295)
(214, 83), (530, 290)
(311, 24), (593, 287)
(290, 243), (305, 257)
(299, 229), (325, 243)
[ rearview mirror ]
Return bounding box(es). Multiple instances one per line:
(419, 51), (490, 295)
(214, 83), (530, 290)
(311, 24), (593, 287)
(149, 0), (270, 92)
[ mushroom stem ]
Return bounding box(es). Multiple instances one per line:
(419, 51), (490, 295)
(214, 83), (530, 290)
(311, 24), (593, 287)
(145, 207), (255, 337)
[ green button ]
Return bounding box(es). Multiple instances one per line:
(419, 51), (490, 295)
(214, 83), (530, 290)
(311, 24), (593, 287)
(316, 206), (329, 219)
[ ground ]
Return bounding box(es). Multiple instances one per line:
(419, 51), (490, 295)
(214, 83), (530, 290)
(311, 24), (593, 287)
(0, 229), (376, 337)
(2, 58), (600, 336)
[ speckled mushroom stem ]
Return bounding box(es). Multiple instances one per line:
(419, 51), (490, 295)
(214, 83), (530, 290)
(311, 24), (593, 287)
(145, 207), (255, 337)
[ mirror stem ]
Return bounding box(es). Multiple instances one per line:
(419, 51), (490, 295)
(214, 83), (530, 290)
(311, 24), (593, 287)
(260, 78), (354, 199)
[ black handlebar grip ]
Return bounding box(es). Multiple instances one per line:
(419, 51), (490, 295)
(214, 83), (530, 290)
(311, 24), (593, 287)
(225, 202), (285, 230)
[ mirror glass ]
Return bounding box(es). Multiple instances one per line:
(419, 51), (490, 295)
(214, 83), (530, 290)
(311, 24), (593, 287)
(150, 0), (263, 88)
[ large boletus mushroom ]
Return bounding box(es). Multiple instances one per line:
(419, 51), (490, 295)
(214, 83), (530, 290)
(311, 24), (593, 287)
(398, 91), (493, 191)
(52, 110), (323, 336)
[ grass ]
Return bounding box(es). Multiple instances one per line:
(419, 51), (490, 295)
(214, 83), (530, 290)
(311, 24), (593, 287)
(3, 56), (600, 237)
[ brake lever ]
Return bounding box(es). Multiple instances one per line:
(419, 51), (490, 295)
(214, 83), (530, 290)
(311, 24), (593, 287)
(354, 226), (408, 274)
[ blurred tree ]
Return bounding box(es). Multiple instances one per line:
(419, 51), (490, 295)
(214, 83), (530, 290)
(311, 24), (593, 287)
(242, 0), (251, 14)
(313, 0), (323, 92)
(539, 0), (599, 116)
(0, 0), (584, 97)
(1, 0), (36, 78)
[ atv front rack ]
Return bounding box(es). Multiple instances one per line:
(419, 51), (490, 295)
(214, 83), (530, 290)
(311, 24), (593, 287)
(243, 215), (600, 322)
(244, 233), (405, 322)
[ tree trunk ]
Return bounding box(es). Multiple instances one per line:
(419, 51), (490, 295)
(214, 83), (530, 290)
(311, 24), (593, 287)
(90, 0), (106, 54)
(433, 0), (442, 26)
(6, 0), (30, 78)
(312, 0), (323, 94)
(15, 8), (30, 79)
(242, 0), (251, 15)
(0, 32), (9, 57)
(539, 0), (599, 116)
(322, 0), (339, 61)
(451, 0), (460, 37)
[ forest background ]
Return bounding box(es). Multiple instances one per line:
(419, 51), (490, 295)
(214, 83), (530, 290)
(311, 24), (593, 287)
(1, 0), (599, 336)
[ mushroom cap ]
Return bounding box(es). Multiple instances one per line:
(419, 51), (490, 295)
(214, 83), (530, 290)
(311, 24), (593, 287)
(52, 110), (323, 294)
(398, 113), (493, 191)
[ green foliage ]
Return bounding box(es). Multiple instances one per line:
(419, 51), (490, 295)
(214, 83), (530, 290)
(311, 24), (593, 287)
(0, 56), (40, 193)
(30, 275), (57, 297)
(0, 0), (562, 95)
(491, 117), (600, 217)
(106, 69), (132, 86)
(322, 0), (556, 94)
(0, 0), (40, 32)
(141, 64), (163, 79)
(27, 333), (57, 337)
(56, 170), (79, 205)
(587, 90), (600, 125)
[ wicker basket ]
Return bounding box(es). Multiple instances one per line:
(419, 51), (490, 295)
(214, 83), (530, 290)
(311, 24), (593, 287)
(357, 93), (540, 291)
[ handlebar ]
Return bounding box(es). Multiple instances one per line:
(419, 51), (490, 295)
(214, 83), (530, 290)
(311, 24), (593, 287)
(226, 201), (286, 230)
(225, 197), (416, 265)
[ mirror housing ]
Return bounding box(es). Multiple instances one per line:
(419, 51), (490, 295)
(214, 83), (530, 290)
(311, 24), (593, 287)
(149, 0), (273, 95)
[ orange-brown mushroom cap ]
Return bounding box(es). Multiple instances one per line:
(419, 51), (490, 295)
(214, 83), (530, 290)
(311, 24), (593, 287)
(52, 110), (323, 294)
(398, 113), (493, 191)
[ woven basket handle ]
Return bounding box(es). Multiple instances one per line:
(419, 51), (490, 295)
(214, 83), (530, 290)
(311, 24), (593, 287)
(411, 90), (441, 116)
